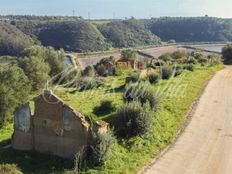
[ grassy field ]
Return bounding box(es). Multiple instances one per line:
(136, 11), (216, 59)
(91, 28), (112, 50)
(0, 65), (223, 174)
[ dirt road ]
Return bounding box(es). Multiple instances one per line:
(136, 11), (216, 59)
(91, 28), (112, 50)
(142, 66), (232, 174)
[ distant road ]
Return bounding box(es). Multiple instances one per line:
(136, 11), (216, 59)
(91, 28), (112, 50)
(142, 66), (232, 174)
(76, 43), (226, 69)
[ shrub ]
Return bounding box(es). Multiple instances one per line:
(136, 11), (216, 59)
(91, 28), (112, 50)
(160, 66), (173, 80)
(111, 67), (120, 76)
(86, 130), (116, 167)
(78, 77), (104, 91)
(150, 59), (166, 68)
(124, 82), (159, 110)
(0, 164), (22, 174)
(198, 57), (208, 64)
(96, 66), (108, 77)
(222, 44), (232, 64)
(113, 101), (153, 138)
(183, 64), (195, 71)
(82, 66), (95, 77)
(187, 56), (198, 64)
(94, 100), (116, 115)
(171, 50), (189, 59)
(148, 72), (160, 84)
(159, 54), (173, 63)
(208, 55), (222, 66)
(173, 65), (183, 77)
(125, 73), (140, 84)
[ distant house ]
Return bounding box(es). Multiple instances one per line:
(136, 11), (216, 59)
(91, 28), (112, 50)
(12, 90), (108, 159)
(115, 57), (142, 69)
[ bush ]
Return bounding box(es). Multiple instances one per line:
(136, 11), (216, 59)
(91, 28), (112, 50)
(222, 44), (232, 64)
(82, 66), (95, 77)
(160, 66), (173, 80)
(125, 73), (140, 84)
(124, 82), (159, 110)
(96, 66), (108, 77)
(198, 57), (208, 64)
(86, 130), (116, 167)
(113, 101), (153, 138)
(171, 50), (189, 59)
(148, 72), (160, 84)
(184, 64), (195, 71)
(159, 54), (173, 63)
(94, 100), (116, 115)
(0, 164), (22, 174)
(187, 56), (198, 64)
(78, 77), (104, 91)
(173, 65), (183, 77)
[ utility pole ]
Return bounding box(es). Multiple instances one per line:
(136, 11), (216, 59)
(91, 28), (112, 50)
(88, 12), (91, 20)
(72, 10), (75, 17)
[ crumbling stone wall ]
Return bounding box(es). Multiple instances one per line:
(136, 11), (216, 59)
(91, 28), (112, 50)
(12, 103), (33, 150)
(12, 90), (106, 159)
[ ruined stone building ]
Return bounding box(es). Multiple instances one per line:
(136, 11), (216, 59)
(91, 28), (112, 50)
(12, 90), (107, 159)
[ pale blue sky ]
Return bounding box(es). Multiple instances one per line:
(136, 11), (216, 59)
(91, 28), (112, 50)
(0, 0), (232, 19)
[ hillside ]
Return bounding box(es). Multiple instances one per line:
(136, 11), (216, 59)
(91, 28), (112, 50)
(1, 16), (232, 55)
(37, 21), (109, 52)
(145, 17), (232, 42)
(99, 19), (161, 48)
(0, 22), (34, 56)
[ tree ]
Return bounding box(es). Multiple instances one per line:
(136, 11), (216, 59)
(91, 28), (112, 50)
(18, 56), (50, 90)
(100, 19), (161, 48)
(22, 45), (66, 78)
(0, 22), (34, 56)
(121, 49), (137, 59)
(222, 45), (232, 65)
(38, 21), (109, 52)
(0, 65), (31, 128)
(45, 47), (65, 76)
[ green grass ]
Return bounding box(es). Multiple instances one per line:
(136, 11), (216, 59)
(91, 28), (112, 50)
(0, 65), (223, 174)
(83, 65), (223, 174)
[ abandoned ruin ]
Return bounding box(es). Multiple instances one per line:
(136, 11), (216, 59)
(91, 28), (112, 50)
(12, 90), (108, 159)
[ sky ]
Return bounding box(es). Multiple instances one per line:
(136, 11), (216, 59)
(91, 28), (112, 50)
(0, 0), (232, 19)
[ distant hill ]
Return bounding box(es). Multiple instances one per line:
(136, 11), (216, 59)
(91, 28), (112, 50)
(99, 19), (161, 48)
(0, 22), (34, 56)
(37, 21), (110, 52)
(1, 16), (232, 56)
(145, 17), (232, 42)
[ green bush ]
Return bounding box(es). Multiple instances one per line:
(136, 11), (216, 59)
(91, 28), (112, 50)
(94, 100), (116, 115)
(82, 66), (95, 77)
(173, 65), (183, 77)
(125, 73), (140, 84)
(0, 164), (22, 174)
(86, 130), (116, 167)
(113, 101), (153, 138)
(148, 72), (160, 84)
(184, 64), (195, 71)
(78, 77), (104, 91)
(159, 54), (173, 63)
(198, 57), (208, 64)
(124, 82), (159, 110)
(160, 66), (173, 80)
(222, 44), (232, 64)
(171, 50), (189, 59)
(187, 56), (198, 64)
